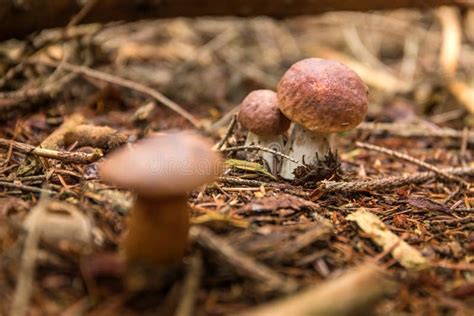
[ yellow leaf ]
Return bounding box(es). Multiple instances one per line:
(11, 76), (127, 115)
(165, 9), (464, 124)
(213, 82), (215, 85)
(347, 208), (430, 271)
(225, 159), (277, 180)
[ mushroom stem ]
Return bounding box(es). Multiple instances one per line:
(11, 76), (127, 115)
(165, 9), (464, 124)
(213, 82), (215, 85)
(124, 195), (189, 266)
(280, 124), (329, 180)
(245, 132), (285, 175)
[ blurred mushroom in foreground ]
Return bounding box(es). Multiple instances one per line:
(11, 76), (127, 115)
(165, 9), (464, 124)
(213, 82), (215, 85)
(277, 58), (368, 180)
(238, 89), (291, 174)
(99, 132), (222, 287)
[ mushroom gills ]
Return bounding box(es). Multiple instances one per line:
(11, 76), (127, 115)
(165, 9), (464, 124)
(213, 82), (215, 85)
(280, 124), (329, 180)
(245, 131), (286, 175)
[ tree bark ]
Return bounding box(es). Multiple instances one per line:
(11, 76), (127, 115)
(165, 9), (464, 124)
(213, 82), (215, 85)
(0, 0), (459, 41)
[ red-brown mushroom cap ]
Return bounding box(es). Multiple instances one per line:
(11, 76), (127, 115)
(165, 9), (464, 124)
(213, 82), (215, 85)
(239, 90), (291, 136)
(99, 132), (222, 198)
(277, 58), (368, 133)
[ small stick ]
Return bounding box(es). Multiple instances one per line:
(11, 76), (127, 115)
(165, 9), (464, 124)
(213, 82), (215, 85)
(18, 175), (47, 182)
(355, 141), (469, 187)
(218, 176), (267, 187)
(190, 226), (297, 293)
(33, 60), (201, 128)
(0, 87), (50, 100)
(460, 127), (469, 164)
(220, 145), (299, 163)
(213, 114), (237, 150)
(174, 253), (203, 316)
(173, 28), (238, 76)
(443, 184), (465, 204)
(209, 105), (240, 135)
(66, 0), (99, 27)
(0, 138), (102, 164)
(10, 200), (47, 316)
(430, 216), (473, 225)
(357, 122), (474, 142)
(221, 187), (261, 192)
(0, 182), (55, 195)
(0, 71), (77, 104)
(453, 208), (474, 213)
(0, 63), (28, 88)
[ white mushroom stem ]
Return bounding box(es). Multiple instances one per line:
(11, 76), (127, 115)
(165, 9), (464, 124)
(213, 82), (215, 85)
(280, 124), (330, 180)
(245, 132), (285, 175)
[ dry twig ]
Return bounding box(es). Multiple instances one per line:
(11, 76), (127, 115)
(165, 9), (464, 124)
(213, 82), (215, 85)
(220, 145), (299, 163)
(9, 200), (47, 316)
(358, 122), (474, 142)
(218, 177), (268, 187)
(33, 60), (201, 128)
(0, 138), (102, 164)
(174, 253), (203, 316)
(0, 63), (28, 89)
(66, 0), (100, 28)
(213, 114), (237, 150)
(0, 182), (55, 195)
(190, 226), (297, 293)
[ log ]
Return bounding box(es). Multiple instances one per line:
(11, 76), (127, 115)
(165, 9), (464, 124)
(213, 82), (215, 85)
(0, 0), (460, 41)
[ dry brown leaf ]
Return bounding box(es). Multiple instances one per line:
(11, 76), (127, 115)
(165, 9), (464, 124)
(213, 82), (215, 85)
(347, 208), (430, 271)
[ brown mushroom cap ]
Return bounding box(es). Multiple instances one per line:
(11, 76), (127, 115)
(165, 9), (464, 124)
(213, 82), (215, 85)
(100, 132), (222, 198)
(239, 90), (291, 136)
(277, 58), (368, 133)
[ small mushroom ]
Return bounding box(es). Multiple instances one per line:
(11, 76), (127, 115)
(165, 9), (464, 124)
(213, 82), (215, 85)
(277, 58), (368, 179)
(238, 89), (291, 174)
(100, 132), (222, 269)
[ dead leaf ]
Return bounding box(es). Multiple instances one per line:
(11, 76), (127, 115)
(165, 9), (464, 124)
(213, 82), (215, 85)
(347, 208), (430, 271)
(407, 197), (450, 214)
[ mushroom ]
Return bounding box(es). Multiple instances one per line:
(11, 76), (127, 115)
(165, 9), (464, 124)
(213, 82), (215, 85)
(277, 58), (368, 180)
(238, 89), (291, 174)
(99, 132), (222, 269)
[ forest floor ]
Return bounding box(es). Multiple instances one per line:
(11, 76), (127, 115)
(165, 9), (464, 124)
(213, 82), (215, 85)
(0, 8), (473, 316)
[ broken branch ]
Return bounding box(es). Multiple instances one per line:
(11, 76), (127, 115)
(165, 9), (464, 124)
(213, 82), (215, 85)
(32, 60), (201, 129)
(190, 226), (297, 293)
(0, 138), (103, 164)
